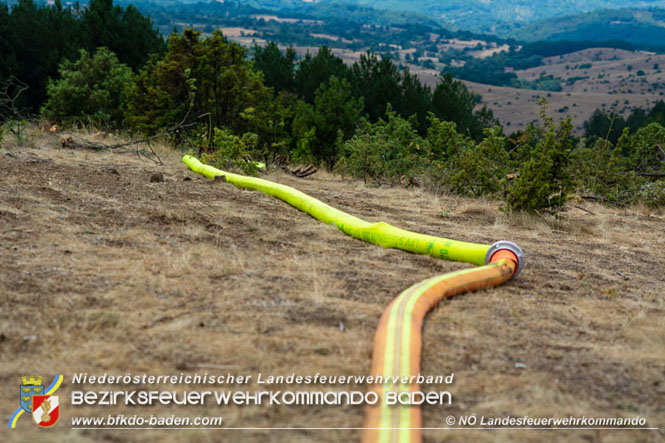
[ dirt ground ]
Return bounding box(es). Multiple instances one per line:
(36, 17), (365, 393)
(1, 130), (664, 442)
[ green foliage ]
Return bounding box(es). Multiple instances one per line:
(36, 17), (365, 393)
(584, 108), (626, 145)
(636, 181), (665, 208)
(423, 115), (468, 161)
(252, 42), (296, 94)
(82, 0), (164, 71)
(241, 91), (299, 159)
(506, 103), (576, 213)
(0, 0), (163, 112)
(350, 52), (401, 122)
(418, 116), (509, 195)
(510, 8), (665, 47)
(337, 111), (510, 197)
(125, 30), (270, 136)
(251, 43), (438, 133)
(432, 73), (496, 140)
(398, 68), (435, 133)
(295, 46), (352, 104)
(445, 51), (542, 87)
(432, 73), (475, 132)
(1, 119), (29, 146)
(573, 129), (639, 202)
(336, 110), (421, 184)
(292, 76), (363, 165)
(627, 123), (665, 174)
(42, 48), (132, 126)
(200, 127), (259, 176)
(2, 0), (83, 109)
(573, 121), (665, 206)
(445, 127), (509, 196)
(514, 74), (562, 92)
(582, 101), (665, 146)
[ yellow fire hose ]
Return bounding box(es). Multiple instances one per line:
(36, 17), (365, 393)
(182, 155), (524, 442)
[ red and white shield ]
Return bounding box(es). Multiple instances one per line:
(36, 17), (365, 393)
(32, 395), (59, 427)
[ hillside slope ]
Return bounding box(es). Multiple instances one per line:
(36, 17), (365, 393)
(512, 8), (665, 45)
(1, 131), (664, 441)
(339, 0), (665, 32)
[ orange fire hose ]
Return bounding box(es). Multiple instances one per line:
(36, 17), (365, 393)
(363, 250), (520, 443)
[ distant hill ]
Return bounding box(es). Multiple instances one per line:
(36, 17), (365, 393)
(509, 8), (665, 46)
(124, 1), (665, 35)
(125, 0), (445, 29)
(332, 0), (665, 33)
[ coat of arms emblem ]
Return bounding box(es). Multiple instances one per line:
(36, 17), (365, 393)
(20, 376), (44, 414)
(9, 374), (63, 429)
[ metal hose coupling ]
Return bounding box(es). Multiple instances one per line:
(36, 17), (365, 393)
(485, 240), (525, 278)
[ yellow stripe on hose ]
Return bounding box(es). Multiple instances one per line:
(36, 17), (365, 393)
(367, 262), (517, 443)
(182, 155), (491, 265)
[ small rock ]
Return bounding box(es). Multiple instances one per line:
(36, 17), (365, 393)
(103, 166), (120, 175)
(150, 171), (164, 183)
(339, 321), (345, 332)
(27, 156), (50, 164)
(22, 335), (37, 342)
(515, 362), (527, 369)
(183, 176), (192, 181)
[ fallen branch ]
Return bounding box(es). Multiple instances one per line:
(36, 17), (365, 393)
(581, 194), (628, 206)
(574, 204), (596, 215)
(60, 135), (163, 164)
(289, 164), (318, 178)
(58, 114), (210, 164)
(274, 155), (318, 178)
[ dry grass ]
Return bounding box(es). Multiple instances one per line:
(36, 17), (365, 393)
(1, 130), (664, 442)
(409, 47), (665, 134)
(466, 48), (665, 133)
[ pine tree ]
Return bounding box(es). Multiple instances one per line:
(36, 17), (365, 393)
(350, 52), (400, 122)
(252, 42), (296, 94)
(42, 47), (132, 126)
(294, 46), (351, 103)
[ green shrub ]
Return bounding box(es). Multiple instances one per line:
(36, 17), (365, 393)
(636, 181), (665, 207)
(506, 115), (576, 214)
(292, 76), (363, 166)
(200, 127), (259, 175)
(627, 123), (665, 174)
(573, 129), (641, 203)
(336, 111), (420, 184)
(125, 30), (270, 135)
(41, 47), (132, 126)
(445, 126), (509, 197)
(424, 115), (467, 161)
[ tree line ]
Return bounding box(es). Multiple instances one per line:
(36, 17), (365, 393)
(1, 0), (663, 211)
(0, 0), (164, 112)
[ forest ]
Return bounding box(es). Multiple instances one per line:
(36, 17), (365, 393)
(2, 0), (664, 212)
